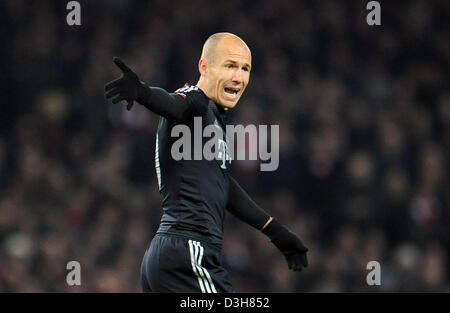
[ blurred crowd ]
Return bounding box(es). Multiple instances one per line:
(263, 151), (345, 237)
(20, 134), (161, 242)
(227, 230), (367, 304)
(0, 0), (449, 292)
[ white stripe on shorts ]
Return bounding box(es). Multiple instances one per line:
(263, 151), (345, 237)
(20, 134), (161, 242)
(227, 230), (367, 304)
(188, 239), (206, 293)
(188, 239), (217, 293)
(194, 241), (217, 293)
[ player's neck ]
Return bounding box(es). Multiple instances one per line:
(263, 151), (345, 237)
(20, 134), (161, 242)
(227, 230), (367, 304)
(196, 80), (229, 111)
(195, 77), (208, 98)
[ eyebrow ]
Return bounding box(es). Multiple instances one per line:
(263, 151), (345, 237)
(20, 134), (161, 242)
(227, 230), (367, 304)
(224, 60), (251, 69)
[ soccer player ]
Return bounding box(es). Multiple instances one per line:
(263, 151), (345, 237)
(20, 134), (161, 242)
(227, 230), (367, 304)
(104, 32), (308, 293)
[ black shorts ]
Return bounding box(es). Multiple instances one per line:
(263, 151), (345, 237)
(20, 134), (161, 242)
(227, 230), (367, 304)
(140, 233), (234, 293)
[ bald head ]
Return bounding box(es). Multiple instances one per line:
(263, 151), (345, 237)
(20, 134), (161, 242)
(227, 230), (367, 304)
(200, 32), (251, 66)
(197, 32), (252, 109)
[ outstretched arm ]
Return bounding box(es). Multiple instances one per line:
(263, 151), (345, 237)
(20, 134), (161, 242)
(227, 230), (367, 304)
(227, 176), (309, 271)
(104, 57), (192, 122)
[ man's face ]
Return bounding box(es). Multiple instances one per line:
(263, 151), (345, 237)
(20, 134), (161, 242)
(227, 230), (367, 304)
(205, 38), (251, 109)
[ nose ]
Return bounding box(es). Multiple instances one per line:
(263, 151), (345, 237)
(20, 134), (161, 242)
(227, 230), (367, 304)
(231, 69), (243, 84)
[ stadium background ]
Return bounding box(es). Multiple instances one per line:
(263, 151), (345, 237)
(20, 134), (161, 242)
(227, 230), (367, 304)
(0, 0), (449, 292)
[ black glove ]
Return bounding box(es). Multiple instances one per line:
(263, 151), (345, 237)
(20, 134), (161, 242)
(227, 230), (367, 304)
(105, 57), (145, 111)
(262, 218), (309, 271)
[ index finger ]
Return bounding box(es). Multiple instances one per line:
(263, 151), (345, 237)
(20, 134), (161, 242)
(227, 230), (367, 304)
(113, 57), (131, 73)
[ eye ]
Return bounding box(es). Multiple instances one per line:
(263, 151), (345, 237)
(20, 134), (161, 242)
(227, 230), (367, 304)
(242, 67), (249, 72)
(225, 64), (233, 69)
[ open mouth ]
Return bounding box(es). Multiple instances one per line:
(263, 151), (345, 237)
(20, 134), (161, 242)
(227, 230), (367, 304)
(224, 87), (240, 95)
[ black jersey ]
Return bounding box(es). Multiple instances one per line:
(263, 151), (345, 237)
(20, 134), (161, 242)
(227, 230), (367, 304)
(154, 84), (231, 247)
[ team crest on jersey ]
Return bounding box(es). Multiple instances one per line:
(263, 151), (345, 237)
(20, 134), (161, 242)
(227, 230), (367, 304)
(175, 84), (198, 99)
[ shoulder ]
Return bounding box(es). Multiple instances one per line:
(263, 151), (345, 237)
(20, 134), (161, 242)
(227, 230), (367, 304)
(174, 84), (209, 114)
(174, 84), (201, 99)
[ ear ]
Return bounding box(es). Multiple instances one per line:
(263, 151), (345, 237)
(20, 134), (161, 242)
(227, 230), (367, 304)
(198, 59), (207, 77)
